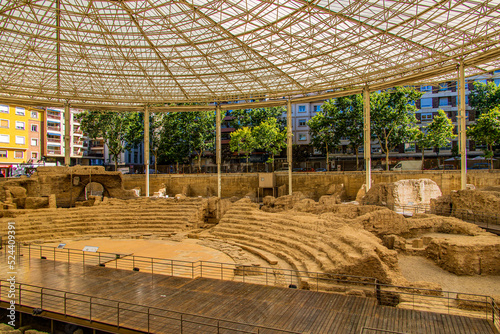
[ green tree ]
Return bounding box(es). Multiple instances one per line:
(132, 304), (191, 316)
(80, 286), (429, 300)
(415, 129), (431, 168)
(307, 104), (342, 171)
(77, 110), (135, 170)
(469, 81), (500, 117)
(229, 127), (257, 172)
(467, 107), (500, 170)
(335, 94), (364, 170)
(253, 118), (287, 171)
(230, 106), (286, 130)
(426, 109), (456, 166)
(370, 87), (422, 170)
(189, 111), (216, 172)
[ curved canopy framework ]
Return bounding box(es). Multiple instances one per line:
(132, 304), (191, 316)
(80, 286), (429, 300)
(0, 0), (499, 108)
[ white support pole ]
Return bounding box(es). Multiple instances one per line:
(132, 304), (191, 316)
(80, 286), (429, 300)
(64, 104), (71, 166)
(287, 100), (293, 195)
(458, 61), (467, 190)
(144, 105), (150, 197)
(363, 87), (371, 191)
(216, 104), (222, 198)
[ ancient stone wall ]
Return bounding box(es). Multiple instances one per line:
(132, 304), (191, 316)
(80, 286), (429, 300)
(122, 170), (500, 200)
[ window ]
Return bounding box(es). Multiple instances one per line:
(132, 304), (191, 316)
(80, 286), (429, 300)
(313, 105), (321, 112)
(0, 134), (9, 143)
(439, 83), (448, 91)
(15, 107), (25, 116)
(298, 105), (306, 113)
(404, 143), (416, 152)
(14, 151), (23, 159)
(31, 124), (38, 132)
(298, 134), (307, 141)
(476, 79), (487, 84)
(494, 79), (500, 86)
(421, 113), (433, 121)
(298, 119), (307, 126)
(465, 95), (469, 104)
(0, 105), (8, 113)
(420, 98), (432, 108)
(31, 111), (38, 118)
(0, 119), (8, 128)
(0, 150), (6, 158)
(420, 85), (432, 92)
(31, 152), (38, 159)
(31, 138), (38, 146)
(439, 97), (449, 106)
(15, 136), (25, 145)
(15, 121), (25, 130)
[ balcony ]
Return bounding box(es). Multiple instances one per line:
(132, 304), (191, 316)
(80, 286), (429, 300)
(73, 151), (83, 156)
(47, 113), (60, 120)
(47, 137), (61, 143)
(47, 126), (61, 132)
(47, 149), (62, 155)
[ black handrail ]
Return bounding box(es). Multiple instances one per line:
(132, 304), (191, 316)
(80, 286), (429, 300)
(0, 280), (302, 334)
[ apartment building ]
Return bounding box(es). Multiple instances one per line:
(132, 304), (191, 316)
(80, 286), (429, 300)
(0, 104), (42, 176)
(43, 107), (89, 166)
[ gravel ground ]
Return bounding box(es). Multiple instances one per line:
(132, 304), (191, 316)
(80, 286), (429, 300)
(398, 254), (500, 298)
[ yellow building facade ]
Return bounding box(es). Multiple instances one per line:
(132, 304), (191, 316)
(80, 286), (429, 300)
(0, 104), (42, 176)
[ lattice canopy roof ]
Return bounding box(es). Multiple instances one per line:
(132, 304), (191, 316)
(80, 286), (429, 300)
(0, 0), (499, 108)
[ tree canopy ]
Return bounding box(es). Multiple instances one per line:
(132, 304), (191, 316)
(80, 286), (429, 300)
(370, 86), (422, 170)
(467, 107), (500, 169)
(469, 81), (500, 117)
(77, 110), (136, 170)
(307, 102), (342, 171)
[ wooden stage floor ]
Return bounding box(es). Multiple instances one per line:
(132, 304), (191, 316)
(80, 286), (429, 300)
(0, 257), (497, 334)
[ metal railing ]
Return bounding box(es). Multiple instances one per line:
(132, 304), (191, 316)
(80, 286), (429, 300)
(360, 328), (407, 334)
(6, 243), (499, 330)
(0, 280), (301, 334)
(393, 204), (500, 233)
(14, 244), (379, 295)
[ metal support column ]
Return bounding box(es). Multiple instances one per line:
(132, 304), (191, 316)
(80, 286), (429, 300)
(144, 105), (150, 197)
(64, 104), (71, 166)
(287, 100), (293, 195)
(458, 61), (467, 190)
(363, 87), (371, 191)
(216, 104), (221, 198)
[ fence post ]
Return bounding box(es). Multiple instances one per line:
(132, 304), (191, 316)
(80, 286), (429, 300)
(180, 314), (183, 334)
(148, 308), (150, 333)
(117, 302), (120, 328)
(171, 260), (174, 276)
(64, 292), (67, 315)
(375, 280), (381, 305)
(41, 288), (43, 309)
(89, 297), (92, 322)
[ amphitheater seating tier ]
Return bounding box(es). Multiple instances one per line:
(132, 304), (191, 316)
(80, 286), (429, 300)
(0, 198), (206, 243)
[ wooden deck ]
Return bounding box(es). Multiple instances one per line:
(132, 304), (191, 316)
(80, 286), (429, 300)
(0, 257), (497, 334)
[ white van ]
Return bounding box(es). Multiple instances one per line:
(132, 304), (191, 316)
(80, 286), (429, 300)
(391, 161), (422, 171)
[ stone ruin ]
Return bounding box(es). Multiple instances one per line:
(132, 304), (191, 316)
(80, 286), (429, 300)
(1, 173), (499, 302)
(360, 178), (442, 211)
(0, 166), (137, 213)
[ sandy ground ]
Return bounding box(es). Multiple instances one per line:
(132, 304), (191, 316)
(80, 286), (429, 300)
(42, 237), (235, 264)
(398, 254), (500, 298)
